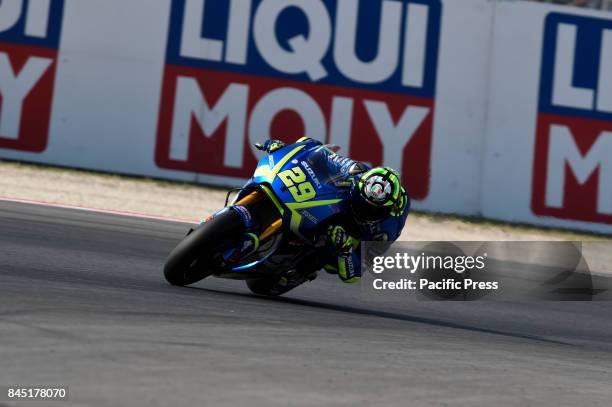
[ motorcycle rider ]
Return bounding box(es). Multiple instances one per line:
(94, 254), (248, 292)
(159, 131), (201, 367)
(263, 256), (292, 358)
(256, 137), (410, 284)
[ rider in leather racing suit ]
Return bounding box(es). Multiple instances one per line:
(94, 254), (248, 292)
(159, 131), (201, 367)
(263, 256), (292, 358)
(257, 138), (411, 284)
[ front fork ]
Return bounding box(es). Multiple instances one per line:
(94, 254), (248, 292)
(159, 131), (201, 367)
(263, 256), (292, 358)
(205, 189), (283, 265)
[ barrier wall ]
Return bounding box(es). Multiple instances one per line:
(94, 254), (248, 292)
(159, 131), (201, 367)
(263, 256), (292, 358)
(0, 0), (610, 234)
(483, 2), (612, 233)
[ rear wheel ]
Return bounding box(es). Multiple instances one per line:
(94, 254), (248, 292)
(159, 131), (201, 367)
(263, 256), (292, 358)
(164, 209), (244, 286)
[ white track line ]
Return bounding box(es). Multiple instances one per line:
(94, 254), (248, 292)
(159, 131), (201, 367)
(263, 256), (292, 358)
(0, 196), (198, 224)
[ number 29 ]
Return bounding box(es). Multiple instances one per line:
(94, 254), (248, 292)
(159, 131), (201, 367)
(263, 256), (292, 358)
(278, 167), (316, 202)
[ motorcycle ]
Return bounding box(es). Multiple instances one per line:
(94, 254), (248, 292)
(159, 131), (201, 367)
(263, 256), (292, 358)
(163, 138), (354, 296)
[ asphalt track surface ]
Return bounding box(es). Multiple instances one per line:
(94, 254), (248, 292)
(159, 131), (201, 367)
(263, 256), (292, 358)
(1, 200), (611, 407)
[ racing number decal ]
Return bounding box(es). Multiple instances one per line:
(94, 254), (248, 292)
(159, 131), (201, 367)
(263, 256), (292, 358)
(278, 167), (316, 203)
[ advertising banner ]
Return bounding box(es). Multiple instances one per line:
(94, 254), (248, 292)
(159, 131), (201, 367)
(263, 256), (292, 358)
(0, 0), (610, 234)
(155, 0), (442, 200)
(483, 2), (612, 234)
(0, 0), (64, 153)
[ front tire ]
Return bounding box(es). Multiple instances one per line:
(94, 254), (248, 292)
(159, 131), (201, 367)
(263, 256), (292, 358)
(164, 209), (244, 286)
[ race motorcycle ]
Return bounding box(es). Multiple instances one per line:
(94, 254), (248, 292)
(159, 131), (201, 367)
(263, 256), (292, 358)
(163, 139), (354, 296)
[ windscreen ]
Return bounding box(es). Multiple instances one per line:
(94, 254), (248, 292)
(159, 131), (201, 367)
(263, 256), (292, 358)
(301, 145), (350, 188)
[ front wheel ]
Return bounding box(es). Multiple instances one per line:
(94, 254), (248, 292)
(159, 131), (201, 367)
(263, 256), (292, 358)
(164, 209), (244, 286)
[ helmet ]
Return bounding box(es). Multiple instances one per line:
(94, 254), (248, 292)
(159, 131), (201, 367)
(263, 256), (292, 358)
(351, 167), (403, 223)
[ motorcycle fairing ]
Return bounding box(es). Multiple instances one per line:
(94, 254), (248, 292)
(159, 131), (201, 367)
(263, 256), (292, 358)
(251, 140), (350, 242)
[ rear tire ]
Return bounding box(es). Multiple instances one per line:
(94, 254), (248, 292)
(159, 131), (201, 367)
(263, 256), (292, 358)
(164, 209), (244, 286)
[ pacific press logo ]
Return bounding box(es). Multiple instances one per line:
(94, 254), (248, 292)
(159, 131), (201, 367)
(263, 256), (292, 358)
(155, 0), (442, 200)
(0, 0), (64, 153)
(532, 13), (612, 225)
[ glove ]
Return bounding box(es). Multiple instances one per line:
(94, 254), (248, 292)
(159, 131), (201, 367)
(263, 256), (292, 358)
(254, 140), (286, 154)
(327, 225), (359, 255)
